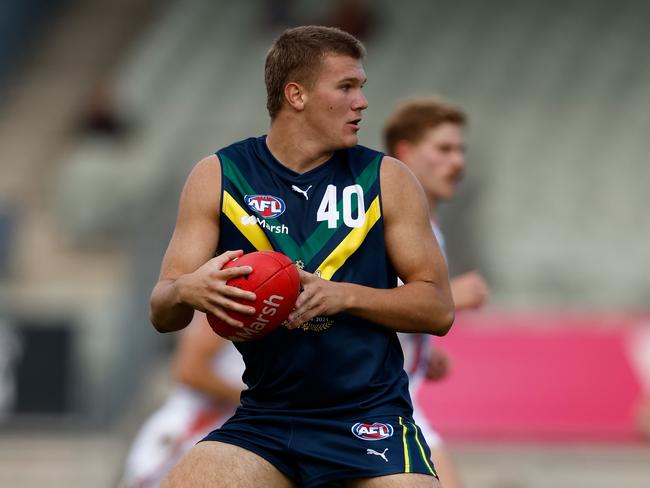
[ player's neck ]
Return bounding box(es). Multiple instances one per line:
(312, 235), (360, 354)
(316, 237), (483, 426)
(267, 123), (332, 174)
(428, 196), (440, 223)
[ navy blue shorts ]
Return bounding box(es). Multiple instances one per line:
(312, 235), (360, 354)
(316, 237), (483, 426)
(201, 411), (438, 487)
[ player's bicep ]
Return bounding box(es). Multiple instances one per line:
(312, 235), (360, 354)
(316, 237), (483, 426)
(381, 157), (448, 285)
(158, 155), (222, 281)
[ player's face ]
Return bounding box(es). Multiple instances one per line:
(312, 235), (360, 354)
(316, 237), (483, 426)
(408, 123), (466, 202)
(305, 54), (368, 149)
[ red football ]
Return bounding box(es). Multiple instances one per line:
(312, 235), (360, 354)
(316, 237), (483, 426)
(207, 251), (300, 342)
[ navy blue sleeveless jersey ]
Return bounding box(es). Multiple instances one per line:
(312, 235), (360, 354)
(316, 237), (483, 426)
(217, 135), (412, 418)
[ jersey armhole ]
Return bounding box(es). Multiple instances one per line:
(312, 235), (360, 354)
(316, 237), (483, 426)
(376, 154), (386, 219)
(215, 151), (224, 255)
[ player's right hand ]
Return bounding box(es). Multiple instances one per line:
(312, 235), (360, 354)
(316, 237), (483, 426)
(176, 250), (257, 328)
(450, 271), (489, 311)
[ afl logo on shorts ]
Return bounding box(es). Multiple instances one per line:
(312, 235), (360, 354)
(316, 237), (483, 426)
(351, 422), (394, 441)
(245, 195), (285, 218)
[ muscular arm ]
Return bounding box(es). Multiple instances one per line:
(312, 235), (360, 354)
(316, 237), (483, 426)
(287, 156), (454, 335)
(172, 312), (242, 405)
(150, 155), (257, 333)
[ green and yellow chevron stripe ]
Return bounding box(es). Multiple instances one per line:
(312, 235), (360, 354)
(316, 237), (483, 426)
(222, 191), (273, 251)
(315, 196), (381, 280)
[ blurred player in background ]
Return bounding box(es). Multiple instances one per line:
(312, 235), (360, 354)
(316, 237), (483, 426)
(150, 25), (454, 487)
(384, 97), (490, 488)
(120, 312), (244, 488)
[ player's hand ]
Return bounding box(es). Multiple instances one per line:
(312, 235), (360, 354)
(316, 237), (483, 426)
(450, 271), (489, 311)
(425, 347), (452, 381)
(176, 250), (257, 328)
(285, 270), (346, 329)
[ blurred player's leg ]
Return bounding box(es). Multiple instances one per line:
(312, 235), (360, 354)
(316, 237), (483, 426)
(412, 402), (462, 488)
(429, 445), (462, 488)
(346, 473), (441, 487)
(161, 441), (296, 488)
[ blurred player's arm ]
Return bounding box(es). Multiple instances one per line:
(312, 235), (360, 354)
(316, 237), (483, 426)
(450, 271), (489, 310)
(425, 347), (452, 381)
(150, 155), (257, 333)
(287, 156), (454, 335)
(172, 313), (242, 405)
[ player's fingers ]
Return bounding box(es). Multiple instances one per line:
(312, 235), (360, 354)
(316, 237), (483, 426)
(475, 285), (489, 305)
(206, 307), (244, 328)
(288, 294), (318, 321)
(216, 296), (256, 316)
(221, 285), (256, 302)
(211, 249), (244, 269)
(298, 269), (316, 285)
(292, 307), (320, 329)
(286, 299), (319, 329)
(285, 311), (309, 330)
(481, 281), (490, 295)
(294, 288), (313, 309)
(217, 265), (253, 280)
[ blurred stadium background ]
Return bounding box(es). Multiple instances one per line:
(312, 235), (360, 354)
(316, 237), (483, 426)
(1, 0), (649, 486)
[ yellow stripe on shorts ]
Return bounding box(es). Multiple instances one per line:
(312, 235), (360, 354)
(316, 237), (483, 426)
(398, 416), (411, 473)
(412, 422), (437, 478)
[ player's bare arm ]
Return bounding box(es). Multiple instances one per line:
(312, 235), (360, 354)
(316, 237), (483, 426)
(450, 270), (490, 310)
(150, 155), (257, 333)
(287, 156), (454, 335)
(172, 312), (242, 405)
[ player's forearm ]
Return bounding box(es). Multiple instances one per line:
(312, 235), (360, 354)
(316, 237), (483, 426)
(149, 279), (195, 333)
(203, 380), (242, 406)
(342, 281), (454, 335)
(174, 368), (241, 405)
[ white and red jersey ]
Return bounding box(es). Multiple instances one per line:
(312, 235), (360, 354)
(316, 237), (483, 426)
(120, 342), (245, 488)
(397, 222), (446, 448)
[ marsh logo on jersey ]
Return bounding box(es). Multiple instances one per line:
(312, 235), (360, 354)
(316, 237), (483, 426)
(245, 195), (285, 218)
(240, 214), (289, 235)
(351, 422), (394, 441)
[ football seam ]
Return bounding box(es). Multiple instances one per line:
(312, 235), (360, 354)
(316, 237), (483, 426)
(249, 264), (298, 293)
(261, 251), (294, 269)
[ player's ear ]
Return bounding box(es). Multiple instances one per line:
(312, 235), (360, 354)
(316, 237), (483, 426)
(284, 82), (306, 112)
(393, 140), (413, 163)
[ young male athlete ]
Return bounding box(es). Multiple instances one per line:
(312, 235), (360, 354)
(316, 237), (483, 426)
(120, 312), (245, 488)
(150, 26), (454, 488)
(384, 97), (490, 488)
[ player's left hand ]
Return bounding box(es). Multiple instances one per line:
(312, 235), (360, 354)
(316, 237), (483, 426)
(286, 270), (346, 329)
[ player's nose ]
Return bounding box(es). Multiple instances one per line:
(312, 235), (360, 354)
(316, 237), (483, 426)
(452, 151), (465, 170)
(353, 90), (368, 111)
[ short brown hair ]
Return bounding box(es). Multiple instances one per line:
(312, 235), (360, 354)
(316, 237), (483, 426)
(383, 97), (467, 156)
(265, 25), (366, 119)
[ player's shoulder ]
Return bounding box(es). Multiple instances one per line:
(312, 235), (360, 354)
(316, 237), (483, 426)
(190, 153), (221, 180)
(182, 154), (222, 212)
(379, 155), (417, 184)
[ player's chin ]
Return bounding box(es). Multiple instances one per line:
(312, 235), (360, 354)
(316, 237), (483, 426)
(340, 131), (359, 147)
(441, 183), (458, 200)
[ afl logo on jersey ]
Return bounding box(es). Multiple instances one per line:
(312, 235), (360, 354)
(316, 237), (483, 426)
(351, 422), (394, 441)
(245, 195), (286, 218)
